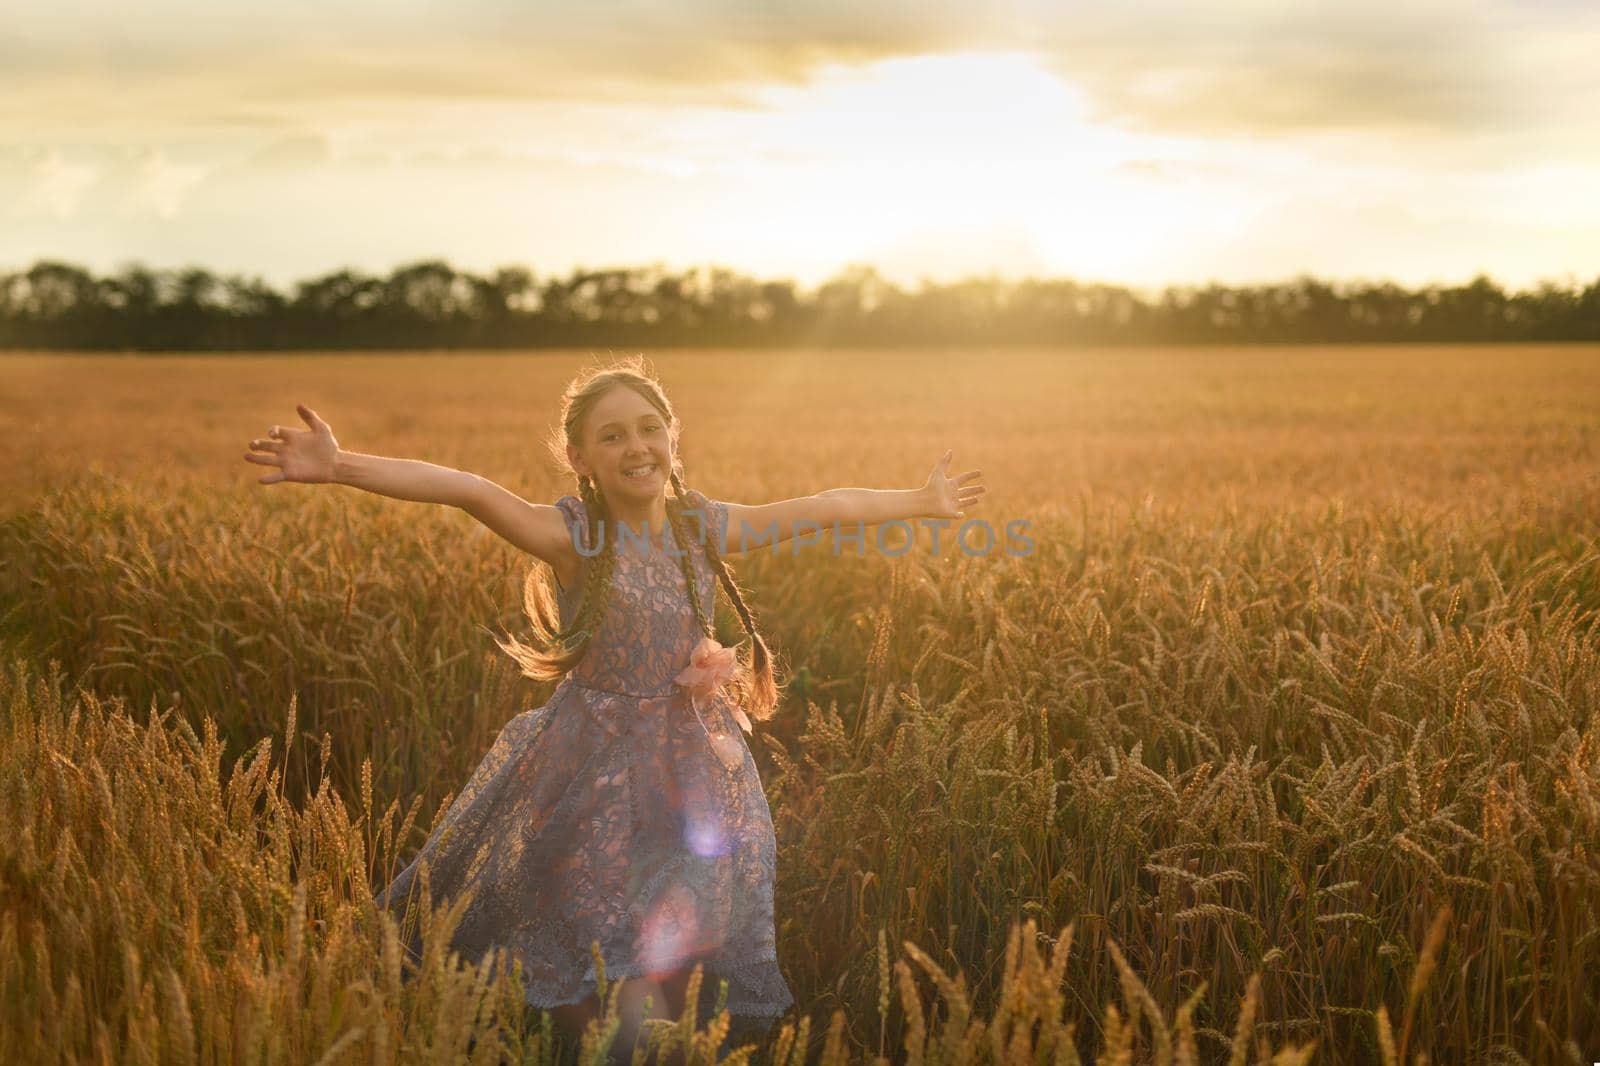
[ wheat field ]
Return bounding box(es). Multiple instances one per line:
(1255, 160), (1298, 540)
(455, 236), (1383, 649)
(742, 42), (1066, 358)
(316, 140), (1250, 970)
(2, 345), (1598, 1064)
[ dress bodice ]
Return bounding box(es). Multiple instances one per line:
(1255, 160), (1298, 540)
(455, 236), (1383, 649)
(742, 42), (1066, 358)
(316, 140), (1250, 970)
(552, 490), (731, 697)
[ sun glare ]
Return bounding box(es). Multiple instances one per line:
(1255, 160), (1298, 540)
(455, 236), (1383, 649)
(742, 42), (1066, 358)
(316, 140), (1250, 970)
(646, 51), (1254, 284)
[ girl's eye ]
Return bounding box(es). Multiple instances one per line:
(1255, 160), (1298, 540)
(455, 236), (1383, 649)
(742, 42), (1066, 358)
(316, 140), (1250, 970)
(601, 424), (659, 442)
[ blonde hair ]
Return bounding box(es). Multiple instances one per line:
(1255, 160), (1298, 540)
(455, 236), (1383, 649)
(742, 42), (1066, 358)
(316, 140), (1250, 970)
(495, 355), (782, 723)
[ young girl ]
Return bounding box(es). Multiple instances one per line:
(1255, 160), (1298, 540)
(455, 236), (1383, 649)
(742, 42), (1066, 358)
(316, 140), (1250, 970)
(243, 357), (984, 1060)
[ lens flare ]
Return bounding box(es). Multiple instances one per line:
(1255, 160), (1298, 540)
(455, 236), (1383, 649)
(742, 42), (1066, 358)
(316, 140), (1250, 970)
(684, 810), (729, 858)
(637, 883), (700, 974)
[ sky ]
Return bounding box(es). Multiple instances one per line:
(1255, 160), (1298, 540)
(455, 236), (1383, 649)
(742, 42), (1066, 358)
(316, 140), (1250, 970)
(3, 0), (1599, 295)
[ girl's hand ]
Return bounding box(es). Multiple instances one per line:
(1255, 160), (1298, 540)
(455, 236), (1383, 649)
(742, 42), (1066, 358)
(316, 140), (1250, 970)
(922, 449), (984, 519)
(244, 404), (339, 485)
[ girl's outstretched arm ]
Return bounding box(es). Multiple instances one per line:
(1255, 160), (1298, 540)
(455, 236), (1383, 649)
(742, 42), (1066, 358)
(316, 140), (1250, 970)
(244, 404), (576, 573)
(718, 450), (984, 554)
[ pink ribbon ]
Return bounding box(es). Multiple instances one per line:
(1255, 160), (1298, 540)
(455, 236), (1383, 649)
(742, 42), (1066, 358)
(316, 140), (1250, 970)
(674, 635), (752, 734)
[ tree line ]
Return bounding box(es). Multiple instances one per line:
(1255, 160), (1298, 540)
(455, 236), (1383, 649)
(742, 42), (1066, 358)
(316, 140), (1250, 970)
(2, 259), (1596, 350)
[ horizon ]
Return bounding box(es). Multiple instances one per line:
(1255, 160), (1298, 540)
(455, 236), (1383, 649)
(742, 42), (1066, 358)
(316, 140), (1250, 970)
(5, 255), (1594, 304)
(4, 1), (1598, 293)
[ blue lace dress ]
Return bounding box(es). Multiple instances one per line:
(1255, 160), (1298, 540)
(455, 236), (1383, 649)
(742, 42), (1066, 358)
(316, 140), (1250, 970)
(379, 489), (794, 1030)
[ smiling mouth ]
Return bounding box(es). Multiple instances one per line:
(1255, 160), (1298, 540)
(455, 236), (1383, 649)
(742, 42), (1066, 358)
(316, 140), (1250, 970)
(623, 463), (658, 480)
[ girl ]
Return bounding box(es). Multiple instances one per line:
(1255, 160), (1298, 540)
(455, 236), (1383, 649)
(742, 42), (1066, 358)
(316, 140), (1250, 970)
(243, 357), (984, 1061)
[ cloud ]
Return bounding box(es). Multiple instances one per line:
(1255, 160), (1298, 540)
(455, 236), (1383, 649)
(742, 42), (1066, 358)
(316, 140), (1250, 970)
(0, 147), (99, 218)
(5, 0), (1595, 152)
(240, 134), (334, 170)
(3, 0), (1595, 286)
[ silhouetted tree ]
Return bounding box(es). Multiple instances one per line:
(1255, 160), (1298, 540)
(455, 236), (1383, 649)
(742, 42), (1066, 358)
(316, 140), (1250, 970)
(0, 257), (1594, 350)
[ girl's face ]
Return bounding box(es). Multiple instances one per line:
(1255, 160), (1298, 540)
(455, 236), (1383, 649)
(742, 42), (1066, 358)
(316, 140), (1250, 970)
(569, 386), (675, 505)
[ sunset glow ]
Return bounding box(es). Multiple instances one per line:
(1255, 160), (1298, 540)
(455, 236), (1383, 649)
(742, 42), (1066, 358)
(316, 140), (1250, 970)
(3, 0), (1597, 291)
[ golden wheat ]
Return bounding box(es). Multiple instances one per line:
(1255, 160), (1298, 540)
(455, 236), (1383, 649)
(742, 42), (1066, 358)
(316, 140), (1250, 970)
(2, 345), (1598, 1061)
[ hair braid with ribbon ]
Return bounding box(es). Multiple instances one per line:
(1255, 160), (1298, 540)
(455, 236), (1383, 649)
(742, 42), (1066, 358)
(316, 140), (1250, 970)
(668, 467), (780, 723)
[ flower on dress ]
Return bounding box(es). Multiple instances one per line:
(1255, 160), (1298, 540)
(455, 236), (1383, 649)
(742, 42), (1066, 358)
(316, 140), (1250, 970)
(674, 635), (752, 734)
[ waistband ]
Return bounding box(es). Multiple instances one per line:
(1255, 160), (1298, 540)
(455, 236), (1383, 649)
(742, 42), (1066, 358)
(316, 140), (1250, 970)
(562, 675), (683, 701)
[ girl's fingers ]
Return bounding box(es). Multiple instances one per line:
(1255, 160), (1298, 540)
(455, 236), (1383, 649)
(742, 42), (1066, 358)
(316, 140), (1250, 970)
(244, 452), (282, 467)
(249, 439), (284, 452)
(957, 470), (982, 483)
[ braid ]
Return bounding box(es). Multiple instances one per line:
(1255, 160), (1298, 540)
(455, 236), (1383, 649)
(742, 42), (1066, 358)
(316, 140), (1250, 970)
(572, 474), (620, 643)
(666, 495), (715, 639)
(494, 474), (618, 681)
(669, 469), (782, 723)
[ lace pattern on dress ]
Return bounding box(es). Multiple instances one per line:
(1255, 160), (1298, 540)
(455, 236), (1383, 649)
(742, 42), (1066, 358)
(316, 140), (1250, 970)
(379, 488), (792, 1025)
